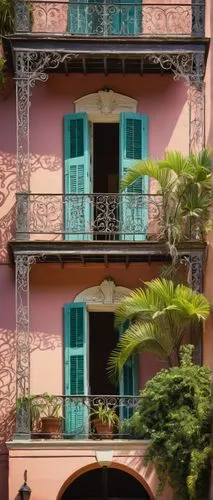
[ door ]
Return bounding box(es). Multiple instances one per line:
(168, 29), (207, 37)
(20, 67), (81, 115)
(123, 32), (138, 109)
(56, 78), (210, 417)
(64, 302), (89, 436)
(119, 321), (138, 419)
(64, 113), (91, 240)
(119, 112), (148, 241)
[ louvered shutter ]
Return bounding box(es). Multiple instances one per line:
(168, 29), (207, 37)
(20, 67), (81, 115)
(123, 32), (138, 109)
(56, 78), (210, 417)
(118, 0), (142, 35)
(64, 113), (91, 241)
(119, 321), (138, 420)
(64, 303), (89, 437)
(69, 0), (89, 34)
(119, 112), (148, 241)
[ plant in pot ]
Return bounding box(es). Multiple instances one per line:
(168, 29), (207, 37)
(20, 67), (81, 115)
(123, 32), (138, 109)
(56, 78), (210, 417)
(91, 402), (119, 438)
(39, 393), (63, 436)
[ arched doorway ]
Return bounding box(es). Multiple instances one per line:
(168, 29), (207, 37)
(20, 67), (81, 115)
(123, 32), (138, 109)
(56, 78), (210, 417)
(61, 467), (151, 500)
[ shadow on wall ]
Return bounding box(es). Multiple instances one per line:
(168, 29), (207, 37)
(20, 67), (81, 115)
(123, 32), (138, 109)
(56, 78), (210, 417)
(0, 328), (61, 500)
(0, 151), (62, 263)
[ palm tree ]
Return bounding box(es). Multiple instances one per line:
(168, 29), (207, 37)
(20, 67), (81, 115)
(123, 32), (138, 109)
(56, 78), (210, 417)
(120, 149), (212, 259)
(108, 278), (210, 377)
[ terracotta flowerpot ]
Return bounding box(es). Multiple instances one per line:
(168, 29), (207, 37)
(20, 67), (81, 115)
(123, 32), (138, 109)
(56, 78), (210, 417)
(41, 417), (62, 437)
(93, 419), (113, 439)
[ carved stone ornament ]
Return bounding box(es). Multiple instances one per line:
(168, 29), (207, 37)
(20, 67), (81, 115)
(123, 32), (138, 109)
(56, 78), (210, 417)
(75, 90), (137, 121)
(74, 278), (131, 304)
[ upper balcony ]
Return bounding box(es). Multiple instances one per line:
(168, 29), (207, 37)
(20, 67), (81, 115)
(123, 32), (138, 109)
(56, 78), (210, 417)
(10, 191), (206, 265)
(15, 0), (205, 38)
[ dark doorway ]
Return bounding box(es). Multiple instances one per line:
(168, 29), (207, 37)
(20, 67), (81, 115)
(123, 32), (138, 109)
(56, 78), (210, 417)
(61, 467), (151, 499)
(89, 312), (118, 395)
(93, 123), (119, 193)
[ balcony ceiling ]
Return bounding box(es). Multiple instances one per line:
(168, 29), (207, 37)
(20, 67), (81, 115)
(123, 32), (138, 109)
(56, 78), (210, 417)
(5, 36), (209, 75)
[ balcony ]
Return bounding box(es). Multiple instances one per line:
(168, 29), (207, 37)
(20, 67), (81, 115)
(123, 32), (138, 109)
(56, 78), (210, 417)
(18, 1), (205, 38)
(16, 394), (140, 440)
(15, 192), (162, 241)
(15, 192), (202, 243)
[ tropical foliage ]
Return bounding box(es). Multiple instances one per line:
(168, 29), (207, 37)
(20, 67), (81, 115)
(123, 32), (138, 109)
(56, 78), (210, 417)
(120, 150), (212, 258)
(0, 0), (15, 85)
(108, 278), (210, 376)
(121, 345), (212, 500)
(0, 0), (14, 35)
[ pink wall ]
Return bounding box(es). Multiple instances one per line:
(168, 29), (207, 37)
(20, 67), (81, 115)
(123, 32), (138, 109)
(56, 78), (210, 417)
(7, 442), (173, 500)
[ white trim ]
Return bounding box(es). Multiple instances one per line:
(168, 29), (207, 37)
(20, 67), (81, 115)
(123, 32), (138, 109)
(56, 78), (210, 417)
(75, 90), (137, 123)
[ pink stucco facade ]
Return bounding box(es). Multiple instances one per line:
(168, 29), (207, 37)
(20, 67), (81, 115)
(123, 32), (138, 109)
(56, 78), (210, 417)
(0, 0), (212, 498)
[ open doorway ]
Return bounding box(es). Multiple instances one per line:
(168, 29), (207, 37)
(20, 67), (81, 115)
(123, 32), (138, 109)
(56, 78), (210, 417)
(89, 312), (119, 394)
(61, 467), (151, 500)
(93, 123), (119, 193)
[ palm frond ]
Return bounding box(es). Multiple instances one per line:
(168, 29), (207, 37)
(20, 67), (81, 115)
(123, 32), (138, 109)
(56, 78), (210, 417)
(108, 322), (173, 379)
(144, 278), (175, 306)
(114, 287), (159, 327)
(158, 151), (191, 177)
(188, 148), (212, 172)
(120, 160), (174, 193)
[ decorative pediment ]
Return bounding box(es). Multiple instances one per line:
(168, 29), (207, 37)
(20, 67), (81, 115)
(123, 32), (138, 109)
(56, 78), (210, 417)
(75, 90), (137, 121)
(74, 278), (131, 305)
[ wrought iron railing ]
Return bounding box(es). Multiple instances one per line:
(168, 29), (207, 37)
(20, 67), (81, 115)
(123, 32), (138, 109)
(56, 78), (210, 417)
(16, 192), (163, 241)
(15, 0), (205, 37)
(16, 394), (141, 439)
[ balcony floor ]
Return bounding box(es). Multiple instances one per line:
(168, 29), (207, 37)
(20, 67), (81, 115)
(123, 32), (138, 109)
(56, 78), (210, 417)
(9, 239), (206, 264)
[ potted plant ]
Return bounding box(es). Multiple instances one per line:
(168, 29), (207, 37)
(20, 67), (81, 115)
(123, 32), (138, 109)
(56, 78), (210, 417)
(91, 402), (119, 438)
(39, 393), (63, 436)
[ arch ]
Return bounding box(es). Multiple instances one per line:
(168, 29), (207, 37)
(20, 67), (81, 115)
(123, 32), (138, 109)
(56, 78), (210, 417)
(56, 462), (155, 500)
(74, 89), (137, 123)
(74, 278), (131, 310)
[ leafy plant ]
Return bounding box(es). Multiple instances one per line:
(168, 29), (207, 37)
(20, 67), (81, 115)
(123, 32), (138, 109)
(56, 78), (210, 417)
(108, 278), (210, 376)
(16, 395), (41, 430)
(39, 393), (63, 419)
(90, 402), (119, 427)
(122, 345), (212, 499)
(0, 0), (15, 35)
(120, 149), (212, 259)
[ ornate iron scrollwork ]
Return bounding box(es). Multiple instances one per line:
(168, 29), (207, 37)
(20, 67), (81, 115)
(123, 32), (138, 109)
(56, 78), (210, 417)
(181, 252), (204, 365)
(15, 255), (36, 436)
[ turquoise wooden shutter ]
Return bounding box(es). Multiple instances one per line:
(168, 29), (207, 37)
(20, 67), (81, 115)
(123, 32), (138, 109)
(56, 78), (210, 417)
(119, 322), (138, 420)
(119, 112), (148, 241)
(64, 302), (89, 437)
(109, 0), (142, 36)
(69, 0), (89, 34)
(64, 113), (91, 241)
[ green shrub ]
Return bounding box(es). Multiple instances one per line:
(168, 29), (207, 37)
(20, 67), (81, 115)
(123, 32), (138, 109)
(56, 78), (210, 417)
(124, 345), (212, 499)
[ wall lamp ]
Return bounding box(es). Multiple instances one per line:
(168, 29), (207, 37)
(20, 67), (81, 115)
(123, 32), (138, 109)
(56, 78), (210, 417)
(19, 470), (31, 500)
